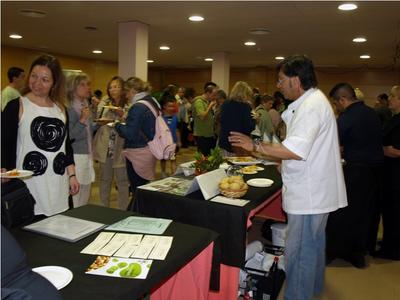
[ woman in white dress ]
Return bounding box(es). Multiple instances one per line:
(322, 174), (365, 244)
(2, 55), (79, 216)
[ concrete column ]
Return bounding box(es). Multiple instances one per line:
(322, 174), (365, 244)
(118, 21), (148, 80)
(211, 52), (230, 92)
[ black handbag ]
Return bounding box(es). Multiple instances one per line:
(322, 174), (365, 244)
(1, 178), (36, 228)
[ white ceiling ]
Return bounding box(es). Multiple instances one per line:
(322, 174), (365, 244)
(2, 1), (400, 68)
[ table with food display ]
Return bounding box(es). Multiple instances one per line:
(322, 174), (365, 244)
(133, 156), (285, 299)
(10, 205), (219, 300)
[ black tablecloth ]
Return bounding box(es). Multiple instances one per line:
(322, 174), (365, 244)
(134, 165), (282, 268)
(11, 205), (219, 300)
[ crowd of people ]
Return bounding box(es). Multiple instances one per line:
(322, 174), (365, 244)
(1, 54), (399, 299)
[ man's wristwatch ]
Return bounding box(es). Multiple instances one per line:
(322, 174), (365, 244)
(252, 138), (261, 152)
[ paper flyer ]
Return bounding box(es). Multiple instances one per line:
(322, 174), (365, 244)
(86, 256), (152, 280)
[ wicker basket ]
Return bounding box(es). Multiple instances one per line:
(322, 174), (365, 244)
(220, 184), (248, 198)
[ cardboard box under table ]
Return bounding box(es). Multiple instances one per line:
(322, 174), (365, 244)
(134, 165), (284, 299)
(11, 205), (219, 300)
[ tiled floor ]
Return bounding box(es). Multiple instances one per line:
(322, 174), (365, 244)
(89, 146), (400, 300)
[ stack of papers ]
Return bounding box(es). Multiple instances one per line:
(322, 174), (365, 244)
(81, 232), (173, 261)
(23, 214), (106, 242)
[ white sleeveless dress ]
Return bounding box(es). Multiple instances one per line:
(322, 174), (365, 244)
(16, 97), (69, 216)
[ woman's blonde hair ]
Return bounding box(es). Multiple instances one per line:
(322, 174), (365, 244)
(66, 73), (90, 103)
(229, 81), (253, 102)
(125, 76), (151, 93)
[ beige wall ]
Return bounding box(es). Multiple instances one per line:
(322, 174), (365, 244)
(2, 46), (399, 106)
(1, 46), (117, 96)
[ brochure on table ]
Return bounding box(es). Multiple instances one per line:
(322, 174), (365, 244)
(139, 168), (227, 200)
(105, 216), (172, 235)
(86, 256), (152, 280)
(23, 214), (106, 242)
(138, 177), (196, 196)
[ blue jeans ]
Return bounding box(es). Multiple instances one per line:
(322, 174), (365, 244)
(284, 213), (329, 300)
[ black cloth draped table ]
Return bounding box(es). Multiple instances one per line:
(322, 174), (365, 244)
(134, 165), (283, 268)
(10, 205), (219, 300)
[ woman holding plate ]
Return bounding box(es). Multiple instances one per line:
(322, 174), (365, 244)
(1, 55), (79, 216)
(93, 76), (130, 209)
(66, 73), (97, 208)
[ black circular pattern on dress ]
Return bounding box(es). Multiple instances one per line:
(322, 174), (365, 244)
(31, 116), (66, 152)
(23, 151), (48, 176)
(53, 152), (67, 175)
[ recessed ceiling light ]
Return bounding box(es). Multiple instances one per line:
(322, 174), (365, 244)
(147, 60), (154, 63)
(92, 50), (102, 54)
(244, 41), (256, 46)
(360, 54), (370, 59)
(275, 56), (285, 60)
(353, 37), (367, 43)
(159, 46), (170, 51)
(249, 28), (271, 35)
(19, 9), (47, 18)
(204, 58), (213, 62)
(9, 34), (23, 39)
(338, 3), (358, 11)
(188, 15), (204, 22)
(63, 69), (82, 73)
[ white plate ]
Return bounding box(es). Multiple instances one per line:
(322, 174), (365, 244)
(241, 170), (258, 175)
(32, 266), (73, 290)
(1, 170), (34, 179)
(247, 178), (274, 187)
(229, 159), (262, 166)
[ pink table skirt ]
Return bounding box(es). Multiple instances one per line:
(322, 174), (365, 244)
(247, 189), (286, 228)
(150, 242), (214, 300)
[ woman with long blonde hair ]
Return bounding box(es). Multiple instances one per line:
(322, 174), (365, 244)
(66, 73), (97, 207)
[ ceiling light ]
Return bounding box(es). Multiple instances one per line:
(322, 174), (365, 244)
(9, 34), (22, 39)
(19, 9), (47, 18)
(159, 46), (170, 51)
(360, 54), (370, 59)
(244, 41), (256, 46)
(275, 56), (285, 60)
(188, 15), (204, 22)
(338, 3), (358, 11)
(147, 60), (154, 63)
(353, 37), (367, 43)
(63, 69), (82, 73)
(92, 50), (102, 54)
(249, 28), (271, 35)
(204, 58), (213, 62)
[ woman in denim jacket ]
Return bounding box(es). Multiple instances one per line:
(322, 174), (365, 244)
(115, 77), (159, 210)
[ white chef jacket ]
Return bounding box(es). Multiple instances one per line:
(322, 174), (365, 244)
(281, 88), (347, 214)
